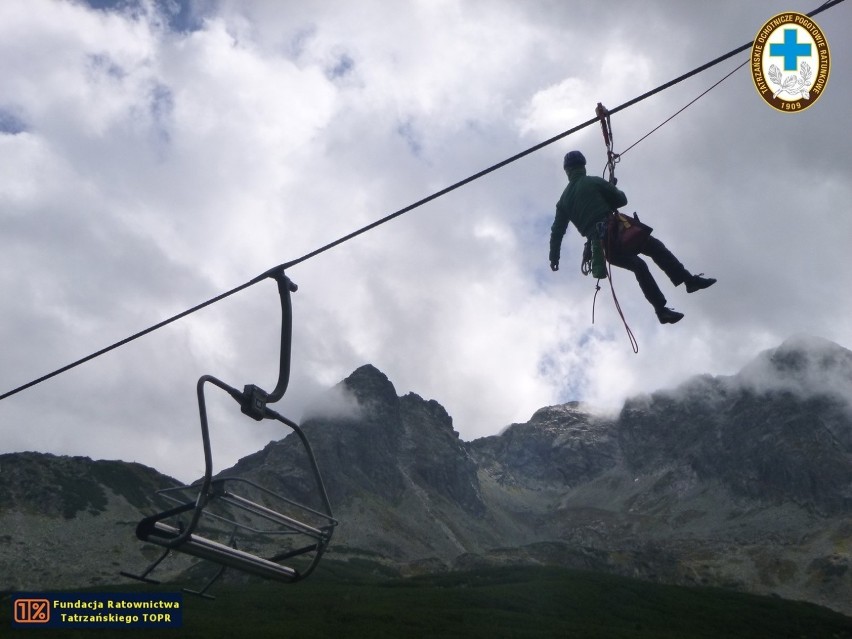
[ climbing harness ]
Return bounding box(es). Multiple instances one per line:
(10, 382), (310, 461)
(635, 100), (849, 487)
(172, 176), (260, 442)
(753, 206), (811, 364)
(121, 267), (337, 598)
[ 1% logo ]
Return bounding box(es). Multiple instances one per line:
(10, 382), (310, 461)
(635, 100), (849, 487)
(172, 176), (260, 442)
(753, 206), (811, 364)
(14, 598), (51, 623)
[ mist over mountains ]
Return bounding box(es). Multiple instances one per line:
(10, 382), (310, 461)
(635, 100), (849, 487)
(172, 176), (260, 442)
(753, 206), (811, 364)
(1, 335), (850, 616)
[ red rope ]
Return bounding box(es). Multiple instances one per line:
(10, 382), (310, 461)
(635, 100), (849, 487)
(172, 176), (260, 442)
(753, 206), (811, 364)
(604, 220), (639, 354)
(593, 104), (638, 353)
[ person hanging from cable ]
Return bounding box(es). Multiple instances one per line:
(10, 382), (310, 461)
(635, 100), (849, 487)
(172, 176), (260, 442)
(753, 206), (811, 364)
(548, 150), (715, 324)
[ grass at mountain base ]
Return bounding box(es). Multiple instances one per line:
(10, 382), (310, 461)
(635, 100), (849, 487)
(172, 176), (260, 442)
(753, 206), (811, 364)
(3, 563), (851, 638)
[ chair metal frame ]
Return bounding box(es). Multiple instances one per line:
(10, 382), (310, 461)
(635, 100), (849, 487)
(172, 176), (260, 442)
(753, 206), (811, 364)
(122, 267), (336, 597)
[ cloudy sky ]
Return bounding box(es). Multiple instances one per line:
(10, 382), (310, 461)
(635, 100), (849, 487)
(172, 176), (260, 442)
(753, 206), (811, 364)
(1, 0), (849, 482)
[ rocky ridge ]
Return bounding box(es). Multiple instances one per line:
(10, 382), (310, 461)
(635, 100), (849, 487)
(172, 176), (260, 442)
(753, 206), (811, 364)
(0, 335), (849, 615)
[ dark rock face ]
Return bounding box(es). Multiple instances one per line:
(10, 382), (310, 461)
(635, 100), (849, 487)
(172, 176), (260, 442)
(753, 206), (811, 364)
(0, 452), (176, 519)
(399, 393), (484, 517)
(615, 338), (852, 515)
(469, 402), (618, 489)
(306, 364), (408, 504)
(0, 452), (108, 519)
(223, 364), (485, 516)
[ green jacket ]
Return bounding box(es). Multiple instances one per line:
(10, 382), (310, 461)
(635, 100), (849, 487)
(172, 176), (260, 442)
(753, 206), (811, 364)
(549, 165), (627, 264)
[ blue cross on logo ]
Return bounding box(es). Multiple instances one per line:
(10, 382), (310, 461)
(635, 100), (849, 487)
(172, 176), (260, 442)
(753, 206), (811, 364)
(769, 28), (812, 71)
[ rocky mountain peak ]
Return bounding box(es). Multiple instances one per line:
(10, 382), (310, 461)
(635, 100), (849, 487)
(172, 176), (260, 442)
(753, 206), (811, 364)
(735, 334), (852, 407)
(400, 393), (455, 433)
(615, 336), (852, 515)
(470, 402), (617, 490)
(528, 401), (594, 430)
(241, 364), (484, 517)
(342, 363), (398, 404)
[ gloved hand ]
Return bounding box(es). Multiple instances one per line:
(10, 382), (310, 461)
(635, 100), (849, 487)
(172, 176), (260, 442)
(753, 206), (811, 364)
(609, 176), (618, 186)
(550, 260), (559, 272)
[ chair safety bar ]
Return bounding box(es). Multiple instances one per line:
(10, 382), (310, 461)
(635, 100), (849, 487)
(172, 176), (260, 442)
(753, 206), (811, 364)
(157, 476), (334, 536)
(139, 521), (298, 582)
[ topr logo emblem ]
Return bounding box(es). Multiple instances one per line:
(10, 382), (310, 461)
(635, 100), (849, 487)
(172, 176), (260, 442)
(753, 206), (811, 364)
(751, 11), (830, 113)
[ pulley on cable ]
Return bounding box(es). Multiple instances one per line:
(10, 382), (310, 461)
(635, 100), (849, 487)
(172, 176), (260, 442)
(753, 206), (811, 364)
(595, 103), (620, 185)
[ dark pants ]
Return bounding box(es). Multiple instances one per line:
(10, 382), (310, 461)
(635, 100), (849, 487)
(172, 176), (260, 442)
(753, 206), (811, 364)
(606, 236), (691, 310)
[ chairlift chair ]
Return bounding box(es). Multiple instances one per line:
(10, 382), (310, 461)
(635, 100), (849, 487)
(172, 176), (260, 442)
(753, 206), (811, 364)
(121, 267), (337, 597)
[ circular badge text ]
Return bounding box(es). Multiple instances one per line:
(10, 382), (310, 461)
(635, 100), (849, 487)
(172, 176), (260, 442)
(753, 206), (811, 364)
(751, 12), (830, 113)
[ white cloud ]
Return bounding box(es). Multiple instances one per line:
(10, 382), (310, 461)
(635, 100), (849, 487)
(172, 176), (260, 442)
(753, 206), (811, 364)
(0, 0), (849, 483)
(301, 380), (363, 423)
(518, 77), (591, 139)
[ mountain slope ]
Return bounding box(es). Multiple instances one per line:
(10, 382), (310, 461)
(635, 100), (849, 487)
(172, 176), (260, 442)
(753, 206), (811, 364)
(0, 452), (188, 590)
(223, 364), (497, 563)
(1, 336), (849, 615)
(467, 336), (852, 613)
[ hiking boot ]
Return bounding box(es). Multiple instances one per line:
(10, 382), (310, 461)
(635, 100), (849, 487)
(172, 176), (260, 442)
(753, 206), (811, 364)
(685, 274), (716, 293)
(656, 307), (684, 324)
